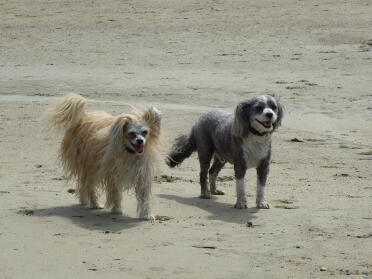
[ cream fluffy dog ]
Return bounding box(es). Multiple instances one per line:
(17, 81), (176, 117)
(48, 94), (161, 219)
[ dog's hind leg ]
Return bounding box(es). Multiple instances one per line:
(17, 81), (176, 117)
(256, 158), (270, 209)
(208, 155), (225, 195)
(76, 177), (89, 206)
(81, 176), (101, 209)
(198, 148), (214, 199)
(87, 184), (101, 209)
(78, 188), (89, 206)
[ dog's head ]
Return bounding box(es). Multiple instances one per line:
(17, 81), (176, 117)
(124, 119), (150, 155)
(232, 95), (284, 137)
(105, 107), (161, 159)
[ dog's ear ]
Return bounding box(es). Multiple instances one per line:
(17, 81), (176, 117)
(271, 95), (285, 130)
(103, 116), (131, 161)
(232, 100), (251, 138)
(143, 107), (161, 136)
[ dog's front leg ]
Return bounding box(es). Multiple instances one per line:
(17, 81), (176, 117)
(135, 181), (154, 221)
(234, 162), (247, 209)
(256, 158), (270, 209)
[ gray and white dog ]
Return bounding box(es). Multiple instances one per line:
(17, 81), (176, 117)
(166, 95), (284, 209)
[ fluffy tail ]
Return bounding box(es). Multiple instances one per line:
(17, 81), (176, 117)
(166, 133), (197, 168)
(48, 93), (86, 131)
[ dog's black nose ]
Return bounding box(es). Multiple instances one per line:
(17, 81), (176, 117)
(265, 112), (273, 119)
(136, 138), (144, 145)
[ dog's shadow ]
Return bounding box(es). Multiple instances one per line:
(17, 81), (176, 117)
(158, 194), (258, 224)
(31, 205), (143, 231)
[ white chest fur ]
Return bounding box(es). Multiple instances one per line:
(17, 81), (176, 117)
(241, 135), (271, 169)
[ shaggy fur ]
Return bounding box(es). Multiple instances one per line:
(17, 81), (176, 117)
(48, 93), (161, 219)
(166, 95), (284, 209)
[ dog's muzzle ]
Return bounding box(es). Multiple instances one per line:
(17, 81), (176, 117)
(133, 144), (144, 154)
(129, 137), (145, 154)
(256, 119), (273, 129)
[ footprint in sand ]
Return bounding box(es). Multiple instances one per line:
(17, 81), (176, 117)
(273, 199), (299, 209)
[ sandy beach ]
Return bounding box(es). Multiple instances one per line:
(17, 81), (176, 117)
(0, 0), (371, 278)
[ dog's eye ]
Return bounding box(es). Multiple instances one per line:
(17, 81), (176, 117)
(141, 131), (148, 137)
(255, 106), (264, 113)
(270, 104), (277, 110)
(128, 132), (136, 139)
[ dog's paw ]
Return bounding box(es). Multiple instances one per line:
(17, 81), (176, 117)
(199, 192), (211, 199)
(211, 189), (225, 195)
(90, 202), (103, 210)
(140, 214), (155, 222)
(256, 200), (270, 209)
(111, 207), (123, 215)
(234, 200), (248, 209)
(79, 197), (89, 206)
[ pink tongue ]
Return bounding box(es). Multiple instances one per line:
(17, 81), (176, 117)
(265, 121), (272, 126)
(135, 145), (144, 153)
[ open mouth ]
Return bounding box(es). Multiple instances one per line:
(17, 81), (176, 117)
(133, 144), (144, 154)
(256, 119), (273, 129)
